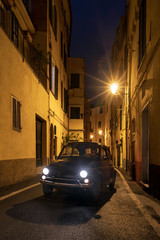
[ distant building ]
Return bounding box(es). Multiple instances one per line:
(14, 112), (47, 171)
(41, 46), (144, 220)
(68, 58), (85, 141)
(90, 100), (107, 145)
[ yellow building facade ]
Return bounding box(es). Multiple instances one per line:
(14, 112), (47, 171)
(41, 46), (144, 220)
(68, 58), (85, 141)
(111, 15), (127, 169)
(110, 0), (160, 198)
(0, 0), (76, 187)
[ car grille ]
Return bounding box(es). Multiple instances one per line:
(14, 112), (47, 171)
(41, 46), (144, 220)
(51, 168), (77, 179)
(53, 178), (79, 185)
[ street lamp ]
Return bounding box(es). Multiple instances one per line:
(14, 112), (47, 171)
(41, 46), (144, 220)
(90, 134), (93, 139)
(98, 130), (102, 135)
(110, 83), (118, 94)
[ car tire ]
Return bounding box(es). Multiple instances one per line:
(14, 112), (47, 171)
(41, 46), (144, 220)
(91, 179), (102, 203)
(43, 184), (53, 196)
(109, 172), (116, 190)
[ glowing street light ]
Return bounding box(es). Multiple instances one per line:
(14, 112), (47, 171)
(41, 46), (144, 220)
(99, 130), (102, 135)
(90, 134), (93, 139)
(110, 83), (118, 94)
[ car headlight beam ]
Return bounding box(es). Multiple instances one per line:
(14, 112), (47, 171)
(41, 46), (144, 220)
(80, 170), (88, 178)
(43, 167), (49, 175)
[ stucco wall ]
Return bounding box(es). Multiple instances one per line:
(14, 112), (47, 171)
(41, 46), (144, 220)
(0, 28), (49, 185)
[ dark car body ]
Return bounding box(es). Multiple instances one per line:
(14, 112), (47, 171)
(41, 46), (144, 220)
(40, 142), (116, 201)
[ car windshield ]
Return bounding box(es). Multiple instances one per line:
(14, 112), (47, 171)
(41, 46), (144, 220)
(59, 144), (99, 159)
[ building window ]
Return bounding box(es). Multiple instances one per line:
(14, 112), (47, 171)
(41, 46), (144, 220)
(11, 13), (18, 48)
(120, 105), (122, 130)
(55, 65), (58, 100)
(70, 107), (80, 119)
(53, 136), (57, 157)
(98, 121), (101, 128)
(12, 96), (21, 131)
(64, 44), (67, 69)
(100, 107), (103, 114)
(64, 88), (68, 114)
(106, 104), (108, 113)
(70, 74), (80, 88)
(61, 31), (63, 59)
(139, 0), (146, 65)
(53, 5), (57, 41)
(50, 124), (54, 160)
(124, 44), (127, 70)
(49, 56), (58, 100)
(132, 118), (135, 134)
(49, 0), (52, 25)
(61, 81), (63, 109)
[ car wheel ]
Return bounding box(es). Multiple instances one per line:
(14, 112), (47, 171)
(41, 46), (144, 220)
(43, 184), (53, 196)
(109, 173), (116, 190)
(91, 179), (102, 203)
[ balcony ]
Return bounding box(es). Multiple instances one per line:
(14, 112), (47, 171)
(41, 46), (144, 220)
(0, 1), (48, 90)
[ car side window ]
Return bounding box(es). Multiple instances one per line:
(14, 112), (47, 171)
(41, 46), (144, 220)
(72, 148), (79, 156)
(60, 146), (72, 157)
(101, 148), (107, 160)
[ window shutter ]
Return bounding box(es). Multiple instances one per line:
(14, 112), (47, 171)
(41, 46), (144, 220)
(17, 100), (21, 129)
(55, 65), (58, 100)
(13, 97), (16, 128)
(49, 54), (52, 91)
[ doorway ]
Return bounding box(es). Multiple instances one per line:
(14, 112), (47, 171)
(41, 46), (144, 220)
(117, 144), (120, 167)
(142, 104), (149, 184)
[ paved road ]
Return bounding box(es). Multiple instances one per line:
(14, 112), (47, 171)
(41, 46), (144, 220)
(0, 170), (160, 240)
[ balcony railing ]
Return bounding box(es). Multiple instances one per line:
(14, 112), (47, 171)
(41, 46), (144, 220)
(0, 0), (48, 90)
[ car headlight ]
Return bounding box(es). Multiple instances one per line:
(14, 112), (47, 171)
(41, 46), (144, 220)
(80, 170), (88, 178)
(43, 167), (49, 175)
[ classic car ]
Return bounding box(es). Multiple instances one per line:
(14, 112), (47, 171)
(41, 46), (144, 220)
(40, 142), (116, 202)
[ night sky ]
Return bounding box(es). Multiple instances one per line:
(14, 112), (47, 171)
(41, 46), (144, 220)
(70, 0), (127, 101)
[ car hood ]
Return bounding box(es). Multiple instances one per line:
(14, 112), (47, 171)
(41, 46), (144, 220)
(49, 157), (97, 177)
(51, 157), (97, 168)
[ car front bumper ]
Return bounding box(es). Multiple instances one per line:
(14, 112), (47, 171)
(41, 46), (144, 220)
(40, 177), (93, 189)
